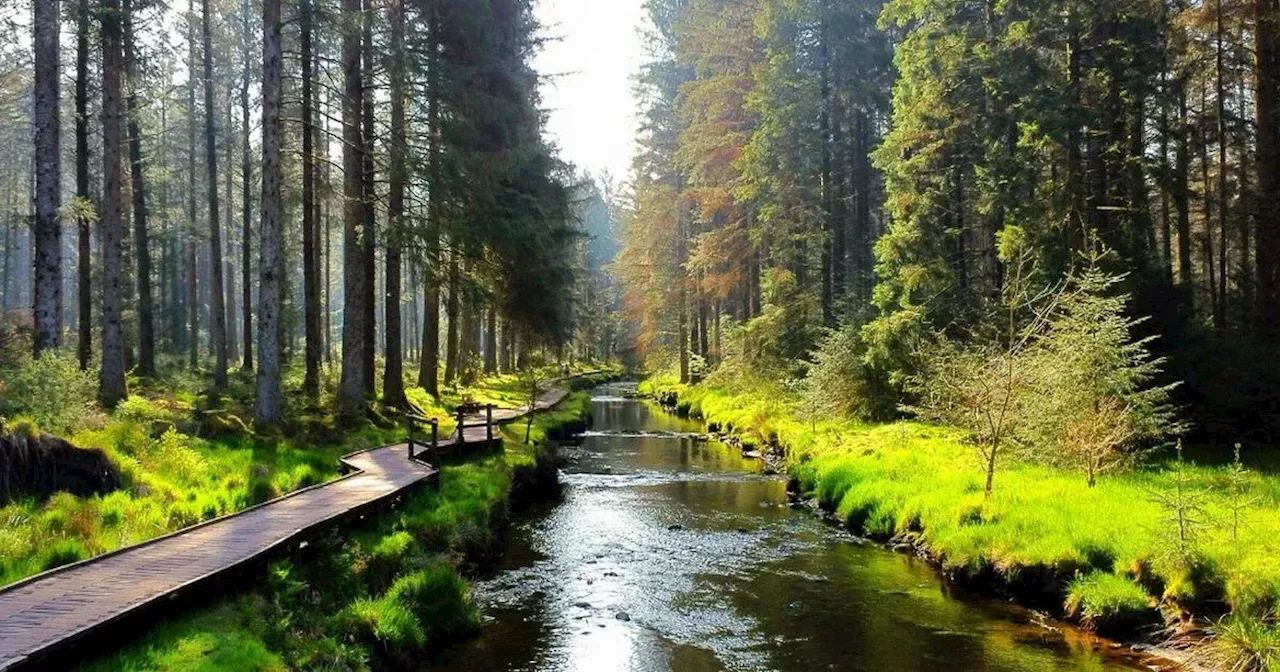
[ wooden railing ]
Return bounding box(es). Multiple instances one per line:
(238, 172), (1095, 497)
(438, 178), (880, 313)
(454, 403), (496, 448)
(404, 412), (439, 464)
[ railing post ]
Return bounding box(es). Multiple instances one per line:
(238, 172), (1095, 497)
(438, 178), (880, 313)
(430, 419), (438, 463)
(406, 412), (415, 460)
(486, 404), (494, 443)
(457, 405), (467, 450)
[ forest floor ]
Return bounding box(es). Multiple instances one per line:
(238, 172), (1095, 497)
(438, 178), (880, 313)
(639, 373), (1280, 661)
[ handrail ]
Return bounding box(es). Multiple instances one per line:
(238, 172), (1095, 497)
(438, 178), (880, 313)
(455, 404), (497, 448)
(404, 411), (439, 463)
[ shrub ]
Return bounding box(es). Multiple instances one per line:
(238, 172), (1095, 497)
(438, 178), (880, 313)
(114, 396), (177, 426)
(803, 324), (896, 421)
(0, 350), (98, 435)
(248, 478), (281, 505)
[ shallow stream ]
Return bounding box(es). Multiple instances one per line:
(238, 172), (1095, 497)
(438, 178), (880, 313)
(427, 383), (1152, 671)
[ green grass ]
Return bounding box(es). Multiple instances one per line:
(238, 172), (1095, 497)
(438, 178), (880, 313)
(78, 381), (596, 670)
(0, 362), (611, 587)
(1065, 572), (1157, 633)
(0, 410), (396, 586)
(641, 373), (1280, 638)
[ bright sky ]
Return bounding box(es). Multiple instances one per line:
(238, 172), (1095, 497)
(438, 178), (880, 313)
(534, 0), (646, 181)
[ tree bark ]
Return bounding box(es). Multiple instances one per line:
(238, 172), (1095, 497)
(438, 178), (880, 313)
(33, 0), (61, 356)
(100, 0), (128, 407)
(225, 88), (238, 366)
(445, 249), (459, 384)
(484, 305), (497, 375)
(361, 0), (377, 396)
(1257, 0), (1280, 336)
(254, 0), (284, 425)
(1214, 0), (1229, 330)
(186, 0), (199, 370)
(419, 4), (442, 397)
(301, 0), (321, 398)
(819, 0), (833, 326)
(337, 0), (369, 419)
(124, 0), (154, 376)
(1176, 76), (1193, 300)
(383, 0), (407, 407)
(240, 1), (253, 371)
(76, 0), (92, 369)
(202, 0), (228, 387)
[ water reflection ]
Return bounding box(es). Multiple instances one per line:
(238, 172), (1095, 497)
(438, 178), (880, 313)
(425, 385), (1147, 672)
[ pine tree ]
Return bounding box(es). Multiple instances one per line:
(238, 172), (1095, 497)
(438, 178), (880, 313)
(254, 0), (284, 425)
(32, 0), (62, 356)
(100, 0), (129, 408)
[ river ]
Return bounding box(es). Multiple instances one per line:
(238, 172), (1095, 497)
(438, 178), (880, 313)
(427, 383), (1153, 671)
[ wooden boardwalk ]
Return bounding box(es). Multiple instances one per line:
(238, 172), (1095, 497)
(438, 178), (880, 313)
(0, 379), (588, 671)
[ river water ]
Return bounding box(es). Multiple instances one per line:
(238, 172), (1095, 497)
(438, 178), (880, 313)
(427, 383), (1151, 672)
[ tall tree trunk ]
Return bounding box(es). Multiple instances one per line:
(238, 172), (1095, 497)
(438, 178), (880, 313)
(240, 12), (253, 372)
(100, 0), (128, 407)
(819, 0), (833, 326)
(324, 78), (333, 364)
(202, 0), (228, 387)
(419, 4), (442, 397)
(484, 305), (497, 375)
(444, 249), (459, 384)
(254, 0), (284, 425)
(32, 0), (61, 356)
(301, 0), (321, 398)
(225, 88), (238, 366)
(313, 38), (325, 370)
(76, 0), (92, 369)
(337, 0), (368, 419)
(677, 184), (689, 384)
(1176, 76), (1193, 301)
(1159, 41), (1173, 283)
(1201, 85), (1219, 322)
(360, 0), (377, 396)
(1256, 0), (1280, 336)
(1215, 0), (1229, 330)
(186, 0), (199, 370)
(382, 0), (407, 407)
(1067, 0), (1085, 249)
(124, 0), (154, 377)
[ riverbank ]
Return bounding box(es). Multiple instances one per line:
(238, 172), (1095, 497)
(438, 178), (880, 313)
(78, 385), (601, 670)
(640, 374), (1280, 667)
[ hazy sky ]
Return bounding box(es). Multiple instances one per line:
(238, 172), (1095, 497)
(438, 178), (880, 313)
(534, 0), (647, 181)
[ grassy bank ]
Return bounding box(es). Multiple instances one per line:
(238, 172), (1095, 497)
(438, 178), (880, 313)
(79, 389), (595, 670)
(0, 362), (611, 587)
(640, 374), (1280, 645)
